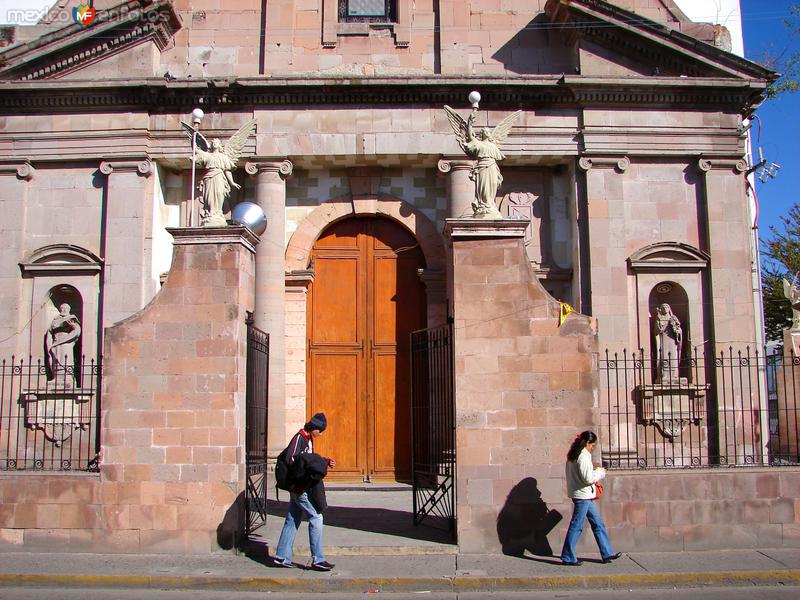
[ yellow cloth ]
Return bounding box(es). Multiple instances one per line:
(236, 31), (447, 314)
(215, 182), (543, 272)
(559, 302), (575, 327)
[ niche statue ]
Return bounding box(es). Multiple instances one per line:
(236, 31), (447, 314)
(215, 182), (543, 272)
(654, 303), (682, 383)
(44, 302), (82, 386)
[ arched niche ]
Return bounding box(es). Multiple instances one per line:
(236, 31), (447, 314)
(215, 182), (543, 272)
(628, 242), (709, 357)
(18, 244), (101, 360)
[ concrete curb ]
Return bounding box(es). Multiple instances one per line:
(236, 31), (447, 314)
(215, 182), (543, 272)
(1, 570), (799, 593)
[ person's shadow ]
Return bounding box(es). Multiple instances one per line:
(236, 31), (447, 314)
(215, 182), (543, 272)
(497, 477), (562, 558)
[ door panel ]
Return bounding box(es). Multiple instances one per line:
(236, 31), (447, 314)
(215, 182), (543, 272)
(309, 352), (363, 478)
(307, 216), (426, 481)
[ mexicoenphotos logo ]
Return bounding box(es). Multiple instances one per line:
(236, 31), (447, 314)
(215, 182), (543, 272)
(73, 1), (95, 25)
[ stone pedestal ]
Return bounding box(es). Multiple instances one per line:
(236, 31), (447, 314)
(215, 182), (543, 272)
(446, 217), (598, 554)
(100, 225), (258, 553)
(636, 379), (708, 440)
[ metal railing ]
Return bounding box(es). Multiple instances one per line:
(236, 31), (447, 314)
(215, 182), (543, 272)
(0, 355), (101, 471)
(244, 325), (269, 536)
(411, 323), (456, 537)
(599, 347), (799, 469)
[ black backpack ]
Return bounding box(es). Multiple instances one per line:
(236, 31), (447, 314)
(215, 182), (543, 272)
(275, 445), (294, 491)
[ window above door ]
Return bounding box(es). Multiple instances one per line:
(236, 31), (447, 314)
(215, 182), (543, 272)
(339, 0), (396, 23)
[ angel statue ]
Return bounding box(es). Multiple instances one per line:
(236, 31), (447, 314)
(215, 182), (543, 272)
(182, 118), (256, 227)
(783, 275), (800, 331)
(443, 103), (521, 218)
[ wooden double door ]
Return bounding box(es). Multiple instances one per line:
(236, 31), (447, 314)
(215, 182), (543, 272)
(307, 216), (427, 482)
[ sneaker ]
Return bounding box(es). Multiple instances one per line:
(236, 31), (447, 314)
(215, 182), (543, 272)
(273, 557), (297, 568)
(561, 559), (583, 566)
(603, 552), (622, 563)
(311, 560), (335, 571)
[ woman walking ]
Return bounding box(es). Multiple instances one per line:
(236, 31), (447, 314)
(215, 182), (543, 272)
(560, 431), (622, 566)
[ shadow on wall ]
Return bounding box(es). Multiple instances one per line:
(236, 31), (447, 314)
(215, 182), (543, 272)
(497, 477), (562, 556)
(490, 14), (576, 75)
(217, 491), (247, 551)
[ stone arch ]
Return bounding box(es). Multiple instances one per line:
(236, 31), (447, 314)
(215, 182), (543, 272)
(285, 194), (446, 275)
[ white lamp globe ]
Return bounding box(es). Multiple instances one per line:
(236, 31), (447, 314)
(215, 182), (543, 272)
(468, 91), (481, 108)
(191, 108), (204, 124)
(231, 202), (267, 236)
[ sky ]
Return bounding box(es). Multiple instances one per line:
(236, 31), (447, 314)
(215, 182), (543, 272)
(0, 0), (795, 240)
(740, 0), (800, 242)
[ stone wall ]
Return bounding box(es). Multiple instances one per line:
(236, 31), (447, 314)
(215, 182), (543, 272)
(592, 468), (800, 552)
(448, 219), (599, 553)
(0, 227), (256, 553)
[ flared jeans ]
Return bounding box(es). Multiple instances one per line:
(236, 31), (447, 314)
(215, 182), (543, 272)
(560, 498), (615, 563)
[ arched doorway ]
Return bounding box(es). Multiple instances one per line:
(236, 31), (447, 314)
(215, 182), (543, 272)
(306, 215), (427, 482)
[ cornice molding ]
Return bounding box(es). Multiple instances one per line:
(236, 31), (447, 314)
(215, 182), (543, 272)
(0, 77), (766, 114)
(0, 0), (181, 82)
(167, 225), (260, 254)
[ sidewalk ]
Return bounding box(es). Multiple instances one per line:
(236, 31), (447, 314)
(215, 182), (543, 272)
(2, 487), (799, 593)
(1, 549), (799, 593)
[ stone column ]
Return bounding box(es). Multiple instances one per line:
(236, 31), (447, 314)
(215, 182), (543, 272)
(245, 159), (293, 455)
(438, 157), (475, 218)
(696, 157), (755, 346)
(0, 161), (34, 355)
(99, 159), (154, 327)
(577, 155), (630, 346)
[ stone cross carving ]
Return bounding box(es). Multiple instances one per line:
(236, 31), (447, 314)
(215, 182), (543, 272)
(185, 118), (256, 227)
(654, 302), (682, 383)
(443, 103), (520, 219)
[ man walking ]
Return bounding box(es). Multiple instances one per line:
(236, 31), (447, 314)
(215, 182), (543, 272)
(273, 412), (336, 571)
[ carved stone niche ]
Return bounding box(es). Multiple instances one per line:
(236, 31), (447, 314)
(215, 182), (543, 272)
(637, 380), (708, 441)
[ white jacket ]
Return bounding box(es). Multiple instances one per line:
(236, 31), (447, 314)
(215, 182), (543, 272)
(566, 448), (606, 500)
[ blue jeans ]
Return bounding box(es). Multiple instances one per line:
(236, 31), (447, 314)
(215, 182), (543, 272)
(275, 491), (325, 563)
(560, 499), (614, 563)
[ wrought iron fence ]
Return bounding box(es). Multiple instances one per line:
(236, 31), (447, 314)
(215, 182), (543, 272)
(599, 347), (799, 469)
(0, 355), (101, 471)
(411, 323), (456, 537)
(245, 326), (269, 536)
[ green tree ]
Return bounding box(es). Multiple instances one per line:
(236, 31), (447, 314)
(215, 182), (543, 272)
(762, 203), (800, 342)
(761, 5), (800, 97)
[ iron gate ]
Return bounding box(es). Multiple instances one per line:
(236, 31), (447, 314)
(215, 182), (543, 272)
(245, 325), (269, 536)
(410, 323), (456, 538)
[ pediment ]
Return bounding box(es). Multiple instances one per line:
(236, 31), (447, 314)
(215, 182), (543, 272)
(20, 244), (103, 275)
(545, 0), (775, 81)
(628, 242), (709, 271)
(0, 0), (180, 81)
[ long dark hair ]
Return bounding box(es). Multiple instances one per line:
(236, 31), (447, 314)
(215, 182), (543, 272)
(567, 431), (597, 462)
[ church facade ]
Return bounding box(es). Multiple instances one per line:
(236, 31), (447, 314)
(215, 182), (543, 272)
(1, 0), (797, 555)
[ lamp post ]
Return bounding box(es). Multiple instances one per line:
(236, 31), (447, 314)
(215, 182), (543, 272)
(189, 108), (204, 226)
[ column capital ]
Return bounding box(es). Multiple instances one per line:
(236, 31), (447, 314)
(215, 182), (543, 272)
(285, 269), (315, 293)
(245, 159), (293, 178)
(0, 160), (35, 180)
(696, 156), (747, 174)
(99, 159), (153, 177)
(578, 155), (630, 172)
(438, 157), (474, 174)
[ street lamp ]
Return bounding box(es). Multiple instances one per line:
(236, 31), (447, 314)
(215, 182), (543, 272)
(468, 90), (481, 110)
(189, 108), (204, 226)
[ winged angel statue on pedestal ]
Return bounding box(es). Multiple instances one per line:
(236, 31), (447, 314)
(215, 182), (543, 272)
(182, 118), (256, 227)
(443, 102), (521, 218)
